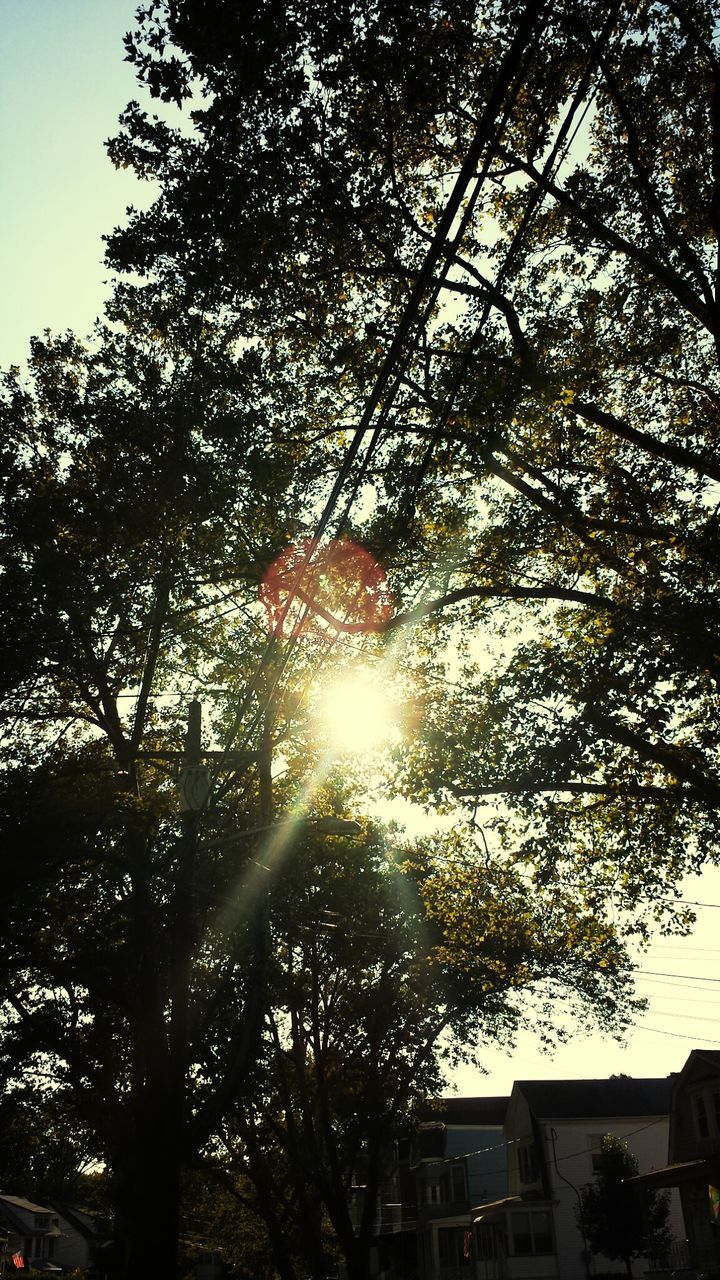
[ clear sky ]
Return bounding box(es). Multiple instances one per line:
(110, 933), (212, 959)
(0, 0), (155, 368)
(2, 0), (718, 1102)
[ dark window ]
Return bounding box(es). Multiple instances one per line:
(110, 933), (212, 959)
(511, 1212), (533, 1254)
(429, 1163), (467, 1204)
(589, 1133), (608, 1173)
(510, 1210), (554, 1256)
(532, 1211), (554, 1254)
(518, 1143), (539, 1183)
(440, 1162), (466, 1202)
(695, 1095), (710, 1139)
(453, 1163), (466, 1201)
(477, 1222), (506, 1262)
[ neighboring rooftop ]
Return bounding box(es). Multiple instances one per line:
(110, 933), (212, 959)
(516, 1077), (672, 1118)
(0, 1195), (54, 1215)
(426, 1097), (509, 1127)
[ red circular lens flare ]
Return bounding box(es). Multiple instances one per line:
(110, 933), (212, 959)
(261, 538), (393, 639)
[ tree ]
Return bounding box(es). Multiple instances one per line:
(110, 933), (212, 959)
(0, 1088), (95, 1204)
(5, 3), (708, 1276)
(0, 312), (333, 1278)
(579, 1134), (672, 1276)
(106, 0), (720, 920)
(194, 810), (636, 1280)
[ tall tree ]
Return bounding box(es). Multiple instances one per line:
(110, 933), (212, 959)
(578, 1134), (672, 1276)
(0, 305), (635, 1280)
(0, 311), (332, 1277)
(198, 813), (635, 1280)
(107, 0), (720, 917)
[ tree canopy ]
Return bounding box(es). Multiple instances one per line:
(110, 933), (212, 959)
(107, 0), (720, 920)
(2, 1), (717, 1276)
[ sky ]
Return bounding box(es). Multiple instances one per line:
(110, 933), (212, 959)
(3, 0), (720, 1102)
(0, 0), (155, 369)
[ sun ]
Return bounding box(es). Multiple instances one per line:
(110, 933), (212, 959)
(317, 669), (398, 755)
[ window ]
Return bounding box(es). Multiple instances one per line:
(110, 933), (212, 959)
(426, 1162), (467, 1204)
(441, 1163), (467, 1202)
(518, 1142), (539, 1183)
(589, 1133), (612, 1174)
(695, 1096), (710, 1139)
(691, 1089), (720, 1141)
(437, 1226), (471, 1269)
(33, 1216), (49, 1229)
(477, 1221), (506, 1262)
(510, 1210), (554, 1256)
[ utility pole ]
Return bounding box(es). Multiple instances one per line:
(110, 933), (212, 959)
(167, 698), (209, 1278)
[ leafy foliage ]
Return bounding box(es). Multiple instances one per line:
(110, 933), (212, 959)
(107, 0), (720, 921)
(6, 1), (714, 1276)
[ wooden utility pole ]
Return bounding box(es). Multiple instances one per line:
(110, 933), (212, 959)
(167, 698), (207, 1277)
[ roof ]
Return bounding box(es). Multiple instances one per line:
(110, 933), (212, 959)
(684, 1051), (720, 1067)
(423, 1097), (509, 1127)
(674, 1050), (720, 1091)
(515, 1077), (672, 1119)
(627, 1159), (720, 1188)
(0, 1195), (54, 1215)
(49, 1202), (107, 1240)
(473, 1195), (522, 1222)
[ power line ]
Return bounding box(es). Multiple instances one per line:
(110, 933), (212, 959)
(632, 1023), (720, 1045)
(635, 1007), (720, 1024)
(640, 969), (720, 985)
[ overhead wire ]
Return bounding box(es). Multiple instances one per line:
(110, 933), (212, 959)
(222, 1), (633, 774)
(210, 0), (555, 777)
(397, 0), (629, 524)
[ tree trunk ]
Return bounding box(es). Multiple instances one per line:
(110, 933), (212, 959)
(118, 820), (186, 1280)
(123, 1091), (180, 1279)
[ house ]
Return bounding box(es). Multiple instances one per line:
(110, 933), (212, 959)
(48, 1201), (111, 1272)
(364, 1095), (509, 1280)
(0, 1194), (109, 1273)
(0, 1195), (63, 1271)
(629, 1049), (720, 1278)
(412, 1097), (510, 1280)
(472, 1077), (682, 1280)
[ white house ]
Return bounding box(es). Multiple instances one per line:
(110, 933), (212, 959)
(473, 1077), (683, 1280)
(0, 1194), (109, 1273)
(49, 1201), (110, 1271)
(0, 1195), (63, 1271)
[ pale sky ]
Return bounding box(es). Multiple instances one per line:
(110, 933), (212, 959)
(2, 0), (718, 1102)
(0, 0), (154, 368)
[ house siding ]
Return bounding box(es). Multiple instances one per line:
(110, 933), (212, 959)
(474, 1081), (683, 1280)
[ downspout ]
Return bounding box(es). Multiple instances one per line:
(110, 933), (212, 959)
(550, 1127), (593, 1280)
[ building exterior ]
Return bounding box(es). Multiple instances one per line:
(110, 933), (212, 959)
(412, 1097), (509, 1280)
(630, 1050), (720, 1279)
(473, 1077), (681, 1280)
(0, 1195), (63, 1271)
(49, 1201), (110, 1272)
(0, 1194), (109, 1272)
(365, 1096), (509, 1280)
(365, 1077), (683, 1280)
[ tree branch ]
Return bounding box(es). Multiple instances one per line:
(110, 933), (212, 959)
(573, 399), (720, 482)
